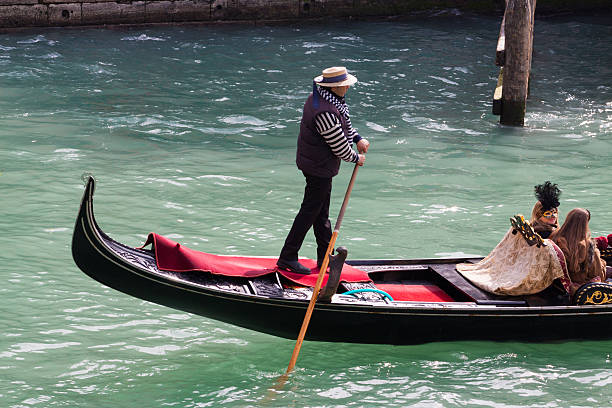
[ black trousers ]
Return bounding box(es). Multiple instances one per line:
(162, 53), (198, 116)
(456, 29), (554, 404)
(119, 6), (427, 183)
(279, 172), (332, 263)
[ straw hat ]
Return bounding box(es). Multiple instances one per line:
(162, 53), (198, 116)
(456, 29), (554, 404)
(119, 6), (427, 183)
(313, 66), (357, 87)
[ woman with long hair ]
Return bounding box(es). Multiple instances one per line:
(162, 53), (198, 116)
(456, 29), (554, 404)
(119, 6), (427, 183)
(550, 208), (608, 293)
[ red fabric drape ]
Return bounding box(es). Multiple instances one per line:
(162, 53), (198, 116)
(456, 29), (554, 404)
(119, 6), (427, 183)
(142, 233), (371, 288)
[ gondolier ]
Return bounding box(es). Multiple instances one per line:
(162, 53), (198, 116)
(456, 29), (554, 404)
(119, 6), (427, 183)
(277, 66), (369, 275)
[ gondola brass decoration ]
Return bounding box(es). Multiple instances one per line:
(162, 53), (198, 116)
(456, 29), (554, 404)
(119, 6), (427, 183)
(586, 291), (611, 305)
(573, 283), (612, 305)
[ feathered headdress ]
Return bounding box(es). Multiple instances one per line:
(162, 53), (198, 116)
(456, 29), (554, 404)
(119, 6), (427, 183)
(534, 181), (561, 211)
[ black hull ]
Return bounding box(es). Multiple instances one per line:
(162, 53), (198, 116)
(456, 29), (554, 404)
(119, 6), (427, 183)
(72, 178), (612, 344)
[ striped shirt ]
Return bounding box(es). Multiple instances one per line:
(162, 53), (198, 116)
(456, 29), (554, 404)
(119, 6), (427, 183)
(315, 87), (362, 163)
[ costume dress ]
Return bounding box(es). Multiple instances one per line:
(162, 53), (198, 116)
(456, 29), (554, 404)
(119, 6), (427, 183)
(457, 228), (571, 296)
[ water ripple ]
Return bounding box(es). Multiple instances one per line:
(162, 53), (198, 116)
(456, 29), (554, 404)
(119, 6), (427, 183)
(121, 34), (166, 42)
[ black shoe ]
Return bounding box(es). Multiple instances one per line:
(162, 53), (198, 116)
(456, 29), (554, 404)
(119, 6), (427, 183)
(277, 259), (311, 275)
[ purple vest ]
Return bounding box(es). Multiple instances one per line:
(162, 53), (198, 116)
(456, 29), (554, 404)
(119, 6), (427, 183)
(296, 93), (351, 178)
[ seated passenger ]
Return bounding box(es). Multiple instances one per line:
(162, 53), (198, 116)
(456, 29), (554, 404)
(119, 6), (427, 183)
(456, 224), (570, 297)
(530, 181), (561, 239)
(550, 208), (611, 293)
(529, 181), (610, 254)
(456, 181), (571, 297)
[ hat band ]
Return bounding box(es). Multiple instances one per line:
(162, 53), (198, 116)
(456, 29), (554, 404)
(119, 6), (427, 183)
(320, 73), (348, 83)
(314, 72), (349, 109)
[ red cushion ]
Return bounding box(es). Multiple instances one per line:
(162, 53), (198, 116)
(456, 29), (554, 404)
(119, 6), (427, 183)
(143, 233), (371, 288)
(374, 283), (454, 302)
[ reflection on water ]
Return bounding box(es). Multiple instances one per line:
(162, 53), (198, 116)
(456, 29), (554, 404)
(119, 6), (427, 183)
(0, 13), (611, 408)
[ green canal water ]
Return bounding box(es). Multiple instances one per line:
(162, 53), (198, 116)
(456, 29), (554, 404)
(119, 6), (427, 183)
(1, 13), (611, 407)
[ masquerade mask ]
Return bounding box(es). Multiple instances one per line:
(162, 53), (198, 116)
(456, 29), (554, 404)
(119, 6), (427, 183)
(542, 209), (558, 218)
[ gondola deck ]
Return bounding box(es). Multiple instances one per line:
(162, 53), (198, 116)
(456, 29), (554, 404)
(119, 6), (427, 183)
(72, 177), (612, 344)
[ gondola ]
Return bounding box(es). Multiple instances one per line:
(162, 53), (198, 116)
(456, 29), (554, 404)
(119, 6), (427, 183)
(72, 177), (612, 344)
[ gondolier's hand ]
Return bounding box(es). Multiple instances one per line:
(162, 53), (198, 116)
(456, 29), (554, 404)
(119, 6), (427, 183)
(357, 138), (370, 153)
(357, 154), (366, 166)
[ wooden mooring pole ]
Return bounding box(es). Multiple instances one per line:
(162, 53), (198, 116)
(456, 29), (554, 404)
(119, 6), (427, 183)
(493, 0), (536, 126)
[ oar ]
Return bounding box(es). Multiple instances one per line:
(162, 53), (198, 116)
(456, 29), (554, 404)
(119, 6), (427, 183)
(285, 162), (361, 374)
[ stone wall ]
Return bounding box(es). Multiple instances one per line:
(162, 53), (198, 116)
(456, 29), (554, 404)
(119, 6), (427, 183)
(0, 0), (609, 29)
(0, 0), (495, 29)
